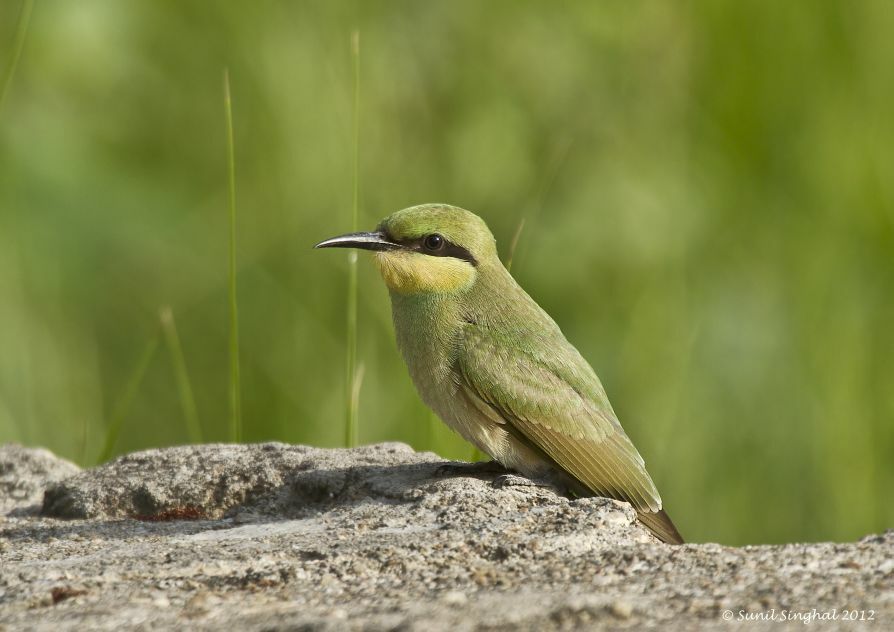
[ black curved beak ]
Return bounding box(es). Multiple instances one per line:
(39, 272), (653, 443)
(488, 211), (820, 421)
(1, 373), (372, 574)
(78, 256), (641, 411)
(314, 231), (402, 252)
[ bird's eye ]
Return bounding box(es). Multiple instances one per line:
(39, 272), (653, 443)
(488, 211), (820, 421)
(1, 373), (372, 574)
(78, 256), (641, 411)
(423, 234), (445, 251)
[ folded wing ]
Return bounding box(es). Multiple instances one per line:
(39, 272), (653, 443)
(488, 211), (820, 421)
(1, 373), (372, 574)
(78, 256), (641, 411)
(456, 324), (663, 514)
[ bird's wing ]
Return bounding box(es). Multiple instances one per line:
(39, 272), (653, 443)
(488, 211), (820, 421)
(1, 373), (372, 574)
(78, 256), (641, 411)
(456, 323), (662, 513)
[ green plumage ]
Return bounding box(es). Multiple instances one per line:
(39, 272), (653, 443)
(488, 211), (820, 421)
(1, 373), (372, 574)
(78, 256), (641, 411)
(317, 204), (683, 544)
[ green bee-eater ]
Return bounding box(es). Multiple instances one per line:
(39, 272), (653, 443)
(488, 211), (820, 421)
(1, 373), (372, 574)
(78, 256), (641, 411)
(316, 204), (683, 544)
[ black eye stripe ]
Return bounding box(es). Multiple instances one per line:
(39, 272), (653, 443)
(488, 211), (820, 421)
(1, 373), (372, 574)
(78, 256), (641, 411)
(429, 241), (478, 266)
(409, 236), (478, 266)
(381, 231), (478, 267)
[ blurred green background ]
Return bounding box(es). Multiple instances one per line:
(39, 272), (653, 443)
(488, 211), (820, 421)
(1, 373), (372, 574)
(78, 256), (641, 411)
(1, 1), (892, 546)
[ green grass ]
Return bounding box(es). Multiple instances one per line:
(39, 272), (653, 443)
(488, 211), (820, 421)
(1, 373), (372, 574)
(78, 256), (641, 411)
(97, 335), (161, 464)
(345, 30), (361, 448)
(160, 307), (202, 444)
(224, 67), (243, 444)
(504, 217), (526, 274)
(0, 0), (33, 115)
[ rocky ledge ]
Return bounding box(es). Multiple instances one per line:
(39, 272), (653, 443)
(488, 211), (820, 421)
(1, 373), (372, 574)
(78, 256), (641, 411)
(0, 442), (891, 630)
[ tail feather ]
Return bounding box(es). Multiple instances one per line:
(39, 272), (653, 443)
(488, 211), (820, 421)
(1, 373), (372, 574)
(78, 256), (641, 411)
(637, 509), (684, 544)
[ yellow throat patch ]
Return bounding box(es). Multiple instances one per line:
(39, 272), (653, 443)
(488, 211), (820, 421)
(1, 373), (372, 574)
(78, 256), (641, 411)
(374, 250), (476, 295)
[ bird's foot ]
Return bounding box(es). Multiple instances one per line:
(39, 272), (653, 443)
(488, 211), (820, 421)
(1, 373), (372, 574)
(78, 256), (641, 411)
(434, 460), (510, 478)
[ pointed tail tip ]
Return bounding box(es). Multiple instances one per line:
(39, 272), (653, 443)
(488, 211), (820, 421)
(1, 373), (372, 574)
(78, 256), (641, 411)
(637, 508), (685, 545)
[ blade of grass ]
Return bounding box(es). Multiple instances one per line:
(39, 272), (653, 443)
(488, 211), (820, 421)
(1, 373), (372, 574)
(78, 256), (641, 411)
(0, 0), (34, 115)
(350, 362), (365, 445)
(345, 30), (361, 448)
(160, 307), (202, 444)
(505, 217), (526, 274)
(504, 137), (574, 273)
(224, 67), (242, 443)
(1, 6), (35, 451)
(97, 334), (160, 464)
(78, 400), (89, 466)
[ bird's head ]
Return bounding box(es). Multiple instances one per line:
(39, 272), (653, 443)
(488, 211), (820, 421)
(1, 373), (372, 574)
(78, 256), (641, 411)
(315, 204), (497, 295)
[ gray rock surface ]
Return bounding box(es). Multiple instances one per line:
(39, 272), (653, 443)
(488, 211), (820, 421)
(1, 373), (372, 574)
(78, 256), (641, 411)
(0, 444), (80, 515)
(0, 442), (891, 630)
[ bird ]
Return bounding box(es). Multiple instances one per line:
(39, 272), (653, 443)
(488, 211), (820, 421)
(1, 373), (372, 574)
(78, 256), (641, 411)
(315, 203), (683, 544)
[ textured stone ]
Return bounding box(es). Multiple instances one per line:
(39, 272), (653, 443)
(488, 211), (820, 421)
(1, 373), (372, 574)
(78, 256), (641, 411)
(0, 442), (891, 630)
(0, 444), (80, 515)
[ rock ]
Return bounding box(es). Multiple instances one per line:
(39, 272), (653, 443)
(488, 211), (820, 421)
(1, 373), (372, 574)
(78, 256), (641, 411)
(609, 599), (634, 619)
(41, 442), (322, 520)
(0, 442), (892, 630)
(0, 444), (80, 515)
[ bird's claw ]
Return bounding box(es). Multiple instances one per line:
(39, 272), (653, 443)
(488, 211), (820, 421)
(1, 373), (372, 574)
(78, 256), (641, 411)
(434, 460), (510, 478)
